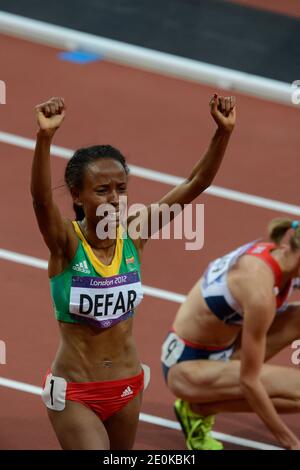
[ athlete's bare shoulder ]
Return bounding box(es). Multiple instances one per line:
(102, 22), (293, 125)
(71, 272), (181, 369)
(229, 254), (275, 308)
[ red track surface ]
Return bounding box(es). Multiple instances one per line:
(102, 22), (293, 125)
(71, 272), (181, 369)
(0, 34), (299, 450)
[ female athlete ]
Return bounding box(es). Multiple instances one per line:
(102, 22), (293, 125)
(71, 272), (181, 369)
(161, 218), (300, 450)
(31, 94), (236, 449)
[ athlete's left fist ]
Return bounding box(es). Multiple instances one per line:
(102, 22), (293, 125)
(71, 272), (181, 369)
(210, 94), (236, 133)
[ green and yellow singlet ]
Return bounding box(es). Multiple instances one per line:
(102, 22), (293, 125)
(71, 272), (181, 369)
(50, 222), (143, 328)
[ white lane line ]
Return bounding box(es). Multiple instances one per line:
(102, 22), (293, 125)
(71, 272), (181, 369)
(0, 376), (42, 395)
(0, 376), (282, 450)
(140, 413), (281, 451)
(1, 130), (300, 216)
(0, 249), (49, 271)
(0, 11), (294, 106)
(0, 248), (186, 304)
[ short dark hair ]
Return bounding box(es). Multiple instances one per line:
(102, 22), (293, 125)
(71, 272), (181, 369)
(64, 145), (129, 220)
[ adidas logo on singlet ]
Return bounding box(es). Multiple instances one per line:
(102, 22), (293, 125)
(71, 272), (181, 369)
(72, 261), (90, 274)
(121, 386), (134, 398)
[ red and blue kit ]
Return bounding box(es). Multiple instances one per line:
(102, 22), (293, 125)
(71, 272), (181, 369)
(201, 241), (299, 325)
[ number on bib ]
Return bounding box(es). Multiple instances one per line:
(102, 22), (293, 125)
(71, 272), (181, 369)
(161, 333), (185, 368)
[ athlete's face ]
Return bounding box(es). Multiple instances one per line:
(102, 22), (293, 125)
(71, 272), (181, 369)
(73, 158), (128, 226)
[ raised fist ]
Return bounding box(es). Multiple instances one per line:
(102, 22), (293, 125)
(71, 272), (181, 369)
(210, 94), (236, 133)
(35, 97), (66, 136)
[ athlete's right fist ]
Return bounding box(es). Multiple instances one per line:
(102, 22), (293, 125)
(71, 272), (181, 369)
(35, 97), (66, 136)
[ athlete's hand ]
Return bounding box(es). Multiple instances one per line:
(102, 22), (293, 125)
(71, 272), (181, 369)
(35, 97), (66, 137)
(210, 94), (236, 133)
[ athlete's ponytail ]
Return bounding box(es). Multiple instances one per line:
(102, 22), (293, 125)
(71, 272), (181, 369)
(268, 218), (300, 250)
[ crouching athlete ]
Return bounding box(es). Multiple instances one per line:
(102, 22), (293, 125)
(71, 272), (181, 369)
(162, 219), (300, 450)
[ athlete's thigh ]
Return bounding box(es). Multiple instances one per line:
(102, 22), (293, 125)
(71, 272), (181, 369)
(168, 358), (300, 403)
(47, 400), (110, 450)
(168, 359), (242, 402)
(104, 392), (143, 450)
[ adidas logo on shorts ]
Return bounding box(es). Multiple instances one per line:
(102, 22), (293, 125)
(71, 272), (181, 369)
(121, 386), (134, 398)
(72, 260), (90, 274)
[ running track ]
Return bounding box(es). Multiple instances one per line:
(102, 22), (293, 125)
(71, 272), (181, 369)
(0, 30), (299, 450)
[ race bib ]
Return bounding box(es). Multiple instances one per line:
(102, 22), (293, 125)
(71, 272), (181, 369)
(161, 332), (185, 368)
(42, 373), (67, 411)
(142, 363), (151, 390)
(69, 271), (143, 327)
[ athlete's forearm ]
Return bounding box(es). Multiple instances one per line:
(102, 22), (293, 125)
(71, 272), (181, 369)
(186, 127), (232, 196)
(241, 379), (299, 449)
(31, 131), (54, 204)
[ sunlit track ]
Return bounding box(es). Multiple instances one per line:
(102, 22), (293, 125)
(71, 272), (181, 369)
(1, 130), (300, 215)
